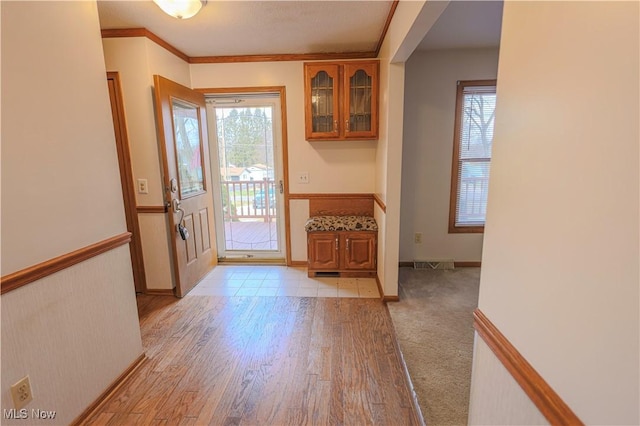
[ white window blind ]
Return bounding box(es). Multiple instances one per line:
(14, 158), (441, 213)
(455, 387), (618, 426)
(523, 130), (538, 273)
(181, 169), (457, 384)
(452, 82), (496, 229)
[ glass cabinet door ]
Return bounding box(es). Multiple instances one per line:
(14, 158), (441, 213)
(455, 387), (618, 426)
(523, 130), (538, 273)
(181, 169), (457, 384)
(304, 64), (340, 139)
(344, 62), (378, 139)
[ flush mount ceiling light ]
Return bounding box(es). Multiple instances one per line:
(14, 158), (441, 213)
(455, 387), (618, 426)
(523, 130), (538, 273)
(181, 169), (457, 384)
(153, 0), (207, 19)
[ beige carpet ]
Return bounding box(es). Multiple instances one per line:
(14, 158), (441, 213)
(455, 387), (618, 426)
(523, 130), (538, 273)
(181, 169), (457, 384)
(387, 267), (481, 426)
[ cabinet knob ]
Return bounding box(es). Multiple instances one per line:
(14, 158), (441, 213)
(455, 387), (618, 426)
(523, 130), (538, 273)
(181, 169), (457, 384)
(335, 237), (339, 251)
(345, 119), (350, 132)
(334, 120), (338, 132)
(346, 238), (350, 251)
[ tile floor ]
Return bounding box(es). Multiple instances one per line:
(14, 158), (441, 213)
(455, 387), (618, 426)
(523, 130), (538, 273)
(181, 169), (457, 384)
(187, 265), (380, 298)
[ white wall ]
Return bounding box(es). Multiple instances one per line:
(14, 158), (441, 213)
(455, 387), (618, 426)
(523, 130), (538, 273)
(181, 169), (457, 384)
(400, 48), (499, 263)
(470, 2), (639, 424)
(102, 37), (192, 290)
(468, 338), (548, 425)
(1, 2), (143, 423)
(190, 61), (377, 263)
(190, 61), (377, 195)
(97, 0), (459, 294)
(2, 4), (126, 274)
(375, 0), (446, 296)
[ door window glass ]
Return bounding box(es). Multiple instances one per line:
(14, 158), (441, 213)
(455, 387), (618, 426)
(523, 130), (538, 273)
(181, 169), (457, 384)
(172, 99), (205, 197)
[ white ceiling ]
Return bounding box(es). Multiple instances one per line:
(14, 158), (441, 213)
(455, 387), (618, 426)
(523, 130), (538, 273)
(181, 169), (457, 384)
(97, 1), (503, 59)
(97, 1), (395, 58)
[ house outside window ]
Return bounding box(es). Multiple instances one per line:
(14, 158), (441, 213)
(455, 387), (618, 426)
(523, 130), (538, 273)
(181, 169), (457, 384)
(449, 80), (497, 233)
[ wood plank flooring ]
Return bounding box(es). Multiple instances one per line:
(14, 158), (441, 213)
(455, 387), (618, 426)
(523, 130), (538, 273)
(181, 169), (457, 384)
(82, 295), (422, 426)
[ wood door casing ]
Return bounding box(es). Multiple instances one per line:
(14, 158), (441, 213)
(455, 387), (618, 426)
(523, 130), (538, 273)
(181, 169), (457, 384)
(107, 72), (147, 293)
(154, 75), (217, 297)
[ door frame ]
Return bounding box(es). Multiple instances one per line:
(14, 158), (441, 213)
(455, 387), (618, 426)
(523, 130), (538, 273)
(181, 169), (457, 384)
(107, 72), (147, 292)
(195, 86), (292, 265)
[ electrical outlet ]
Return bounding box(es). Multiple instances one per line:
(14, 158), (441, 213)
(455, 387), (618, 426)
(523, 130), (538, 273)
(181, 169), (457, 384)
(11, 376), (33, 410)
(414, 233), (423, 244)
(298, 172), (309, 184)
(137, 178), (149, 194)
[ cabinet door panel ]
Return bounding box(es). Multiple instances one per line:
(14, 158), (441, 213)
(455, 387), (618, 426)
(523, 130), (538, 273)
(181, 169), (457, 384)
(343, 233), (376, 270)
(308, 233), (339, 269)
(304, 64), (341, 140)
(344, 62), (379, 139)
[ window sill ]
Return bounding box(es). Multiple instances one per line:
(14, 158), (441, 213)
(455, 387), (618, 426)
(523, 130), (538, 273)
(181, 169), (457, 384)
(448, 225), (484, 234)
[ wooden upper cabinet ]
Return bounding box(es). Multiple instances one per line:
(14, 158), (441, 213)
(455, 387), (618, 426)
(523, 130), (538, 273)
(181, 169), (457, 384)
(343, 62), (378, 140)
(304, 60), (379, 141)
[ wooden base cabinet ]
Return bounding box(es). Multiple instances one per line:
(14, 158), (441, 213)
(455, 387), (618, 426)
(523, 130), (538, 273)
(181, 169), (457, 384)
(307, 231), (377, 277)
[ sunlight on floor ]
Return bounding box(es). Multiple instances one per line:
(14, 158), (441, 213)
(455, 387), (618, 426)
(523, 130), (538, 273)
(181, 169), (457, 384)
(188, 265), (380, 298)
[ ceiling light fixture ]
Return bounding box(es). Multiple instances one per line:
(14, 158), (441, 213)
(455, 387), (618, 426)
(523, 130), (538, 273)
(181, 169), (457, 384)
(153, 0), (207, 19)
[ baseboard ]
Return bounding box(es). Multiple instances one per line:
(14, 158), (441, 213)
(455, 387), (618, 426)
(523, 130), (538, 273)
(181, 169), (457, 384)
(145, 288), (175, 296)
(218, 258), (287, 265)
(376, 274), (399, 302)
(384, 304), (426, 425)
(473, 309), (583, 425)
(71, 353), (148, 425)
(375, 274), (384, 300)
(455, 261), (481, 267)
(398, 261), (481, 268)
(289, 260), (308, 267)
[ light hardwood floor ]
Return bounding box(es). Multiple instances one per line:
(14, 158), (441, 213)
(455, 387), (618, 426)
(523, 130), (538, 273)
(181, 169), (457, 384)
(83, 294), (422, 425)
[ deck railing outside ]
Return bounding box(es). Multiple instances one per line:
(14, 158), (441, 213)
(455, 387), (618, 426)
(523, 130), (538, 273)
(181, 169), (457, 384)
(221, 180), (276, 222)
(457, 176), (489, 223)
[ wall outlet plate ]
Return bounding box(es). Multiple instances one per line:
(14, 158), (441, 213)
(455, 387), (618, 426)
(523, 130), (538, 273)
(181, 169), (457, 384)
(298, 172), (309, 184)
(11, 376), (33, 410)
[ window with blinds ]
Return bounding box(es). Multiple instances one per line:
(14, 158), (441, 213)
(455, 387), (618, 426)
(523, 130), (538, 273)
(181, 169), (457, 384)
(449, 80), (497, 233)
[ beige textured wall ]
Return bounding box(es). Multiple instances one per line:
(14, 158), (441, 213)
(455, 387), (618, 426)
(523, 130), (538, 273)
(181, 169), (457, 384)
(288, 199), (310, 263)
(190, 61), (377, 264)
(374, 0), (445, 296)
(102, 37), (192, 290)
(468, 338), (548, 425)
(1, 247), (143, 425)
(400, 48), (499, 263)
(471, 2), (639, 424)
(1, 1), (126, 274)
(96, 0), (450, 296)
(190, 61), (377, 194)
(1, 2), (143, 423)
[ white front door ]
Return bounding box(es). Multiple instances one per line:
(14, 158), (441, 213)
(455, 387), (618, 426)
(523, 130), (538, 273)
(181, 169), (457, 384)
(205, 93), (286, 261)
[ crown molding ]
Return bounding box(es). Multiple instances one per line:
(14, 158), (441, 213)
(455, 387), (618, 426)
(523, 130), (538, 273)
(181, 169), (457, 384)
(101, 28), (190, 62)
(101, 1), (398, 64)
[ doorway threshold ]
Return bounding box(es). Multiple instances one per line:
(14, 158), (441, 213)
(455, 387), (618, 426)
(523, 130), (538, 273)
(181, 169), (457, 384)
(217, 257), (286, 266)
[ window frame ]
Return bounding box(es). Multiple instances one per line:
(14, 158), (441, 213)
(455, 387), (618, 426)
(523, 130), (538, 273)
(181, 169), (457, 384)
(448, 79), (497, 234)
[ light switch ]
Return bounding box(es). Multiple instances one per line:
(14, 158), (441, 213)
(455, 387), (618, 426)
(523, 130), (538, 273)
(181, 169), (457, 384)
(137, 179), (149, 194)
